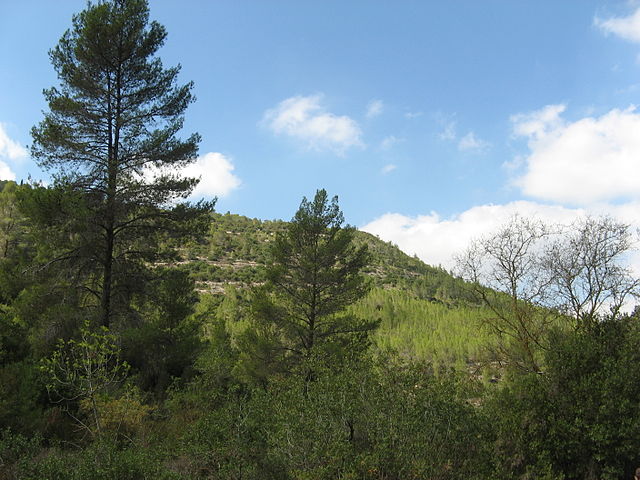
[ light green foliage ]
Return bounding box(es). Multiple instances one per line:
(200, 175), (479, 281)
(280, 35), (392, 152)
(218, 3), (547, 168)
(40, 320), (129, 438)
(353, 287), (494, 369)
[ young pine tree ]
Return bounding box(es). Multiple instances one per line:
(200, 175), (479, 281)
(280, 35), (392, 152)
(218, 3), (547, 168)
(240, 190), (376, 382)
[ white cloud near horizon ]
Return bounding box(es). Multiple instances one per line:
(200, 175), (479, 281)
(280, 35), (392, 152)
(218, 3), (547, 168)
(183, 152), (241, 199)
(0, 124), (27, 161)
(0, 162), (16, 181)
(595, 7), (640, 43)
(0, 123), (25, 181)
(262, 94), (363, 154)
(366, 99), (384, 119)
(511, 104), (640, 205)
(361, 201), (640, 271)
(363, 100), (640, 277)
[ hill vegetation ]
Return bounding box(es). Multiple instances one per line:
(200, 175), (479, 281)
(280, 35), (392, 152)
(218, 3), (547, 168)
(171, 211), (493, 371)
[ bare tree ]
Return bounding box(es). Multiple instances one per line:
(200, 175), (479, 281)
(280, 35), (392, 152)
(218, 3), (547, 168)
(455, 216), (552, 372)
(455, 215), (639, 372)
(542, 216), (640, 330)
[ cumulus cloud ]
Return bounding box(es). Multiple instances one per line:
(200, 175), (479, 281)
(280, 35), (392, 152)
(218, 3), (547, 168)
(381, 163), (397, 175)
(183, 152), (241, 199)
(511, 105), (640, 205)
(366, 99), (384, 119)
(262, 94), (363, 154)
(595, 7), (640, 43)
(361, 201), (640, 270)
(458, 131), (490, 152)
(0, 124), (27, 160)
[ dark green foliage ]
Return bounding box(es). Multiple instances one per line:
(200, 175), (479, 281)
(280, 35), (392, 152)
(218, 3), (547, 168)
(30, 0), (213, 327)
(14, 439), (183, 480)
(171, 357), (490, 480)
(123, 268), (202, 394)
(0, 361), (45, 435)
(240, 190), (376, 380)
(176, 394), (283, 480)
(0, 429), (43, 479)
(491, 315), (640, 480)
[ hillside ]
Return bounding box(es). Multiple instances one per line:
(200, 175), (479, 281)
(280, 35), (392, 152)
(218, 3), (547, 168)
(174, 212), (493, 369)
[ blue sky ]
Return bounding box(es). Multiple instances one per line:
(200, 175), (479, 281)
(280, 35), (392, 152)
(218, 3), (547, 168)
(2, 1), (640, 267)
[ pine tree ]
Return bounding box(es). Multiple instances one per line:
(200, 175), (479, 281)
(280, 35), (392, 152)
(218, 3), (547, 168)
(30, 0), (212, 326)
(244, 189), (376, 380)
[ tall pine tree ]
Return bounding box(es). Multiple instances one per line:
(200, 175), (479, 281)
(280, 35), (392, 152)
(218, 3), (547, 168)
(30, 0), (211, 327)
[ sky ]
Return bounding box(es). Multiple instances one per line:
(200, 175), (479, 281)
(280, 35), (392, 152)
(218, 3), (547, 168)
(2, 1), (640, 269)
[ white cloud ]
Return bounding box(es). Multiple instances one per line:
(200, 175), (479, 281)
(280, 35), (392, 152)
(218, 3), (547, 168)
(183, 152), (241, 199)
(438, 120), (457, 141)
(458, 131), (490, 152)
(380, 135), (401, 150)
(512, 105), (640, 205)
(596, 7), (640, 43)
(381, 163), (397, 175)
(0, 161), (16, 181)
(0, 124), (27, 160)
(404, 111), (423, 119)
(361, 201), (640, 270)
(366, 99), (384, 119)
(0, 124), (24, 181)
(510, 104), (566, 139)
(262, 94), (363, 154)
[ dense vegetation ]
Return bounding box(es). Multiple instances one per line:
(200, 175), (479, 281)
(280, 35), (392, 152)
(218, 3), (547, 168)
(2, 1), (640, 479)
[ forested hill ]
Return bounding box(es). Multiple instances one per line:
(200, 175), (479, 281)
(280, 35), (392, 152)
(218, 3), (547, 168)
(173, 212), (491, 367)
(177, 212), (474, 304)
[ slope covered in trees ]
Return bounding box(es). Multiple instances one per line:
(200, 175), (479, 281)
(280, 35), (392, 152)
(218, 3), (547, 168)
(168, 210), (492, 369)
